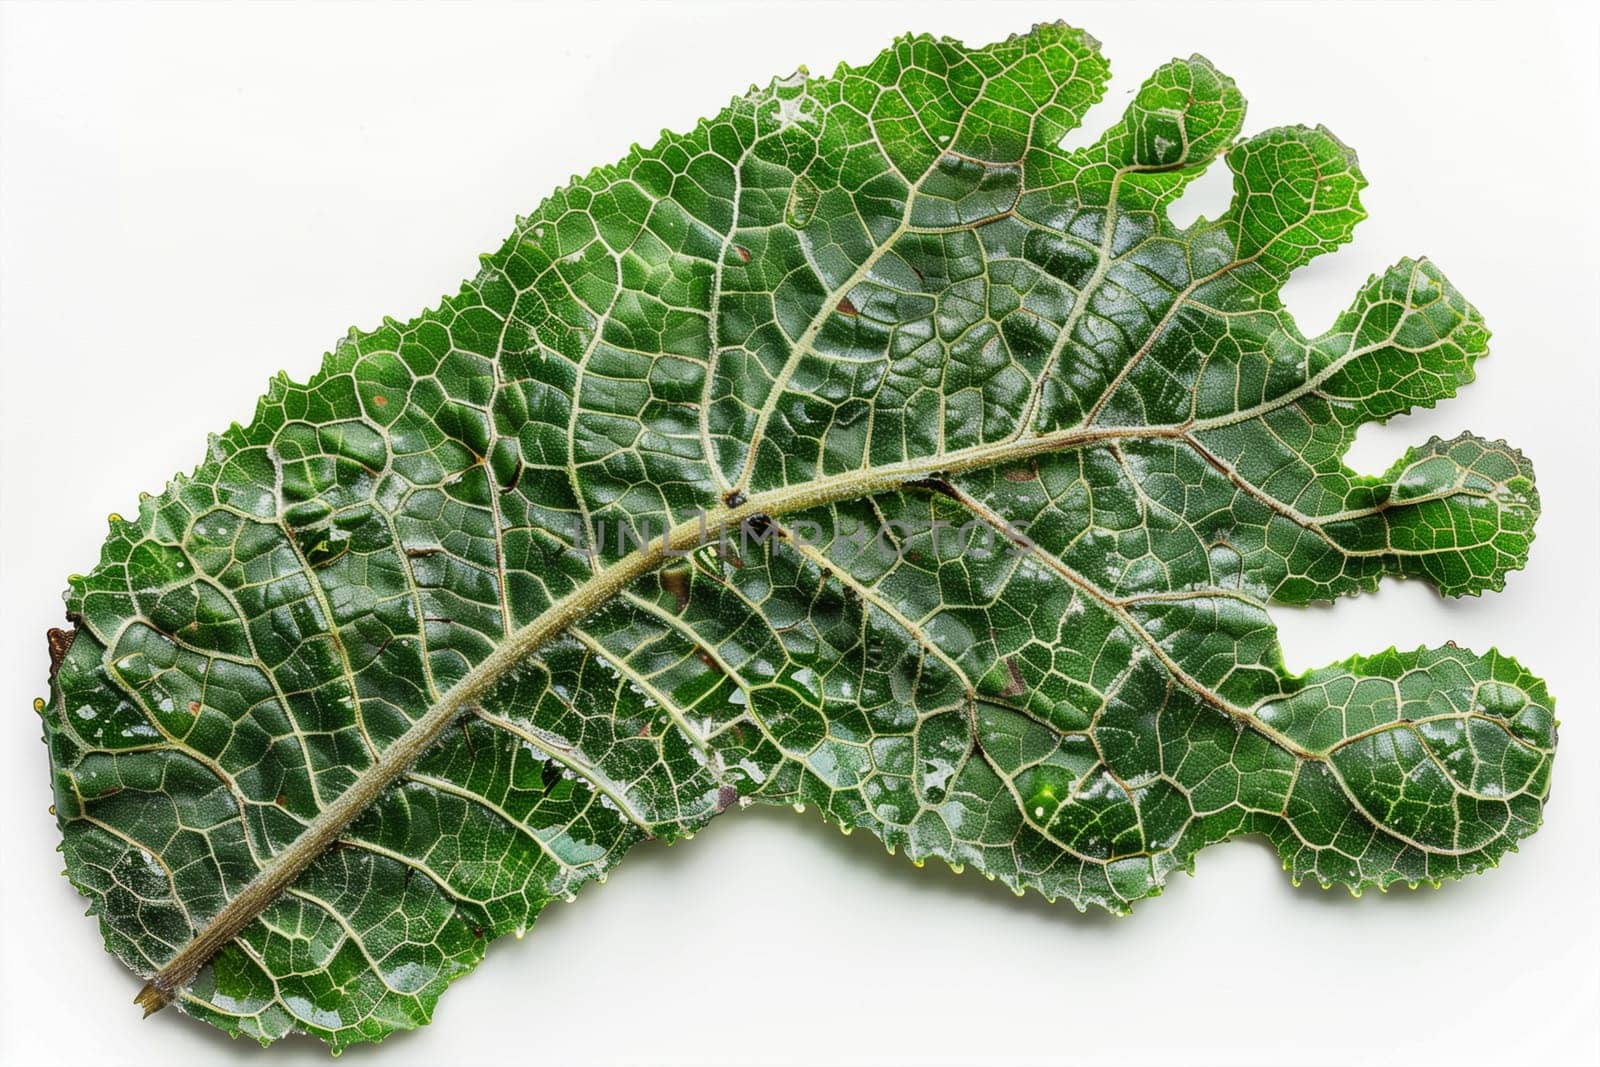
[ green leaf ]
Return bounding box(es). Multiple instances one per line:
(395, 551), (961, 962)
(40, 22), (1554, 1051)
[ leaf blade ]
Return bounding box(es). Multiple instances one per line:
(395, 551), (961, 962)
(40, 22), (1552, 1049)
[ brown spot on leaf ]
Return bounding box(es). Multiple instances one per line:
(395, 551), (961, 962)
(660, 567), (691, 612)
(744, 514), (772, 541)
(734, 245), (751, 263)
(275, 793), (288, 807)
(999, 657), (1027, 698)
(188, 701), (202, 715)
(716, 785), (739, 812)
(46, 624), (77, 685)
(722, 488), (747, 508)
(837, 296), (858, 317)
(372, 394), (388, 407)
(906, 476), (959, 501)
(1003, 458), (1039, 482)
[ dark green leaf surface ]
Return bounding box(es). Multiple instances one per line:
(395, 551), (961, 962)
(41, 23), (1554, 1050)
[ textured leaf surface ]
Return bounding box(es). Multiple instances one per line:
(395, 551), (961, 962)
(40, 23), (1554, 1050)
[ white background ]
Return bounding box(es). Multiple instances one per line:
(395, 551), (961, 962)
(2, 2), (1596, 1065)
